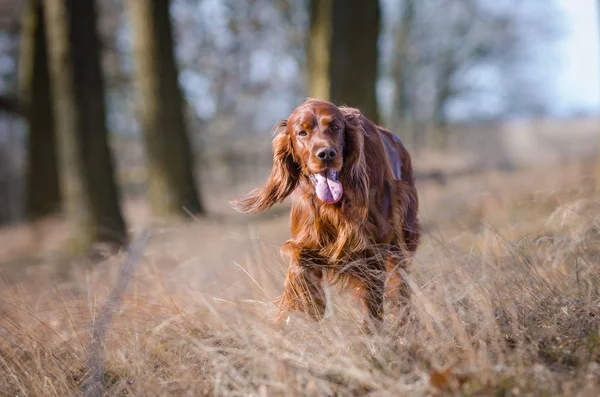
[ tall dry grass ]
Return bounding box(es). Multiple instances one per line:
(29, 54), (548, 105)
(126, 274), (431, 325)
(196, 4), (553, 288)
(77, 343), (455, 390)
(1, 164), (600, 396)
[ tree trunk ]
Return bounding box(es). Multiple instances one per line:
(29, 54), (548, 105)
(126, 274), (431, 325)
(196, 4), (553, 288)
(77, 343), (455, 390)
(127, 0), (204, 218)
(44, 0), (127, 251)
(432, 51), (456, 149)
(307, 0), (333, 102)
(20, 0), (60, 220)
(308, 0), (381, 124)
(595, 0), (600, 190)
(389, 0), (415, 131)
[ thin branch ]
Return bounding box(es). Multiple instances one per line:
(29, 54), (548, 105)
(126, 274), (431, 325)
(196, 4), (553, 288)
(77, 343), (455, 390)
(83, 229), (149, 397)
(0, 95), (23, 115)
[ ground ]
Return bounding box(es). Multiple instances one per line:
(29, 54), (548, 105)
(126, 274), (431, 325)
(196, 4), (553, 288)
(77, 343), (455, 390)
(1, 159), (600, 396)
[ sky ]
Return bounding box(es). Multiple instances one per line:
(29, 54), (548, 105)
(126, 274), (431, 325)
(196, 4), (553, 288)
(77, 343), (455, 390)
(554, 0), (600, 114)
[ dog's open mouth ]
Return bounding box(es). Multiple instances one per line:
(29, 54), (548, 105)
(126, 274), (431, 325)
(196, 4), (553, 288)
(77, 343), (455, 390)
(310, 169), (343, 204)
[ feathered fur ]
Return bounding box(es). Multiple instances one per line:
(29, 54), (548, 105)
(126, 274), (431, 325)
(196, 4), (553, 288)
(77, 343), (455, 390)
(232, 121), (299, 214)
(231, 99), (420, 330)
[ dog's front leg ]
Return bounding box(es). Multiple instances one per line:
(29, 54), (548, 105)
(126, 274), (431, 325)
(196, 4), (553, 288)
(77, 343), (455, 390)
(358, 277), (385, 334)
(276, 242), (327, 322)
(348, 252), (386, 334)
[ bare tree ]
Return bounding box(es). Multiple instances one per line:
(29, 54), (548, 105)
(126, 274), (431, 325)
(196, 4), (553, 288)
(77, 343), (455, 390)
(389, 0), (415, 127)
(384, 0), (556, 148)
(308, 0), (381, 123)
(596, 0), (600, 188)
(44, 0), (127, 250)
(20, 0), (60, 220)
(128, 0), (204, 218)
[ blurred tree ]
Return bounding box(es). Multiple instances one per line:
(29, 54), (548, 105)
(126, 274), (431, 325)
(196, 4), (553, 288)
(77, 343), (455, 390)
(308, 0), (381, 123)
(128, 0), (204, 218)
(43, 0), (127, 250)
(390, 0), (414, 127)
(19, 0), (60, 220)
(596, 0), (600, 188)
(0, 96), (20, 113)
(385, 0), (556, 148)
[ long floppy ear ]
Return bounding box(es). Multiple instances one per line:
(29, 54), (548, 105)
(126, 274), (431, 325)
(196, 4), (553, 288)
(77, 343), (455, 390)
(231, 121), (299, 213)
(340, 108), (369, 218)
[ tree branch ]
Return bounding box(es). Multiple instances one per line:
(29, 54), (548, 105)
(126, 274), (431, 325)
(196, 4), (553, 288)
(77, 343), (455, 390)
(0, 95), (24, 115)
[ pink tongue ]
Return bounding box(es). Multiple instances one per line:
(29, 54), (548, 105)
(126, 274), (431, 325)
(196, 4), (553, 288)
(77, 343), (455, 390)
(314, 171), (343, 204)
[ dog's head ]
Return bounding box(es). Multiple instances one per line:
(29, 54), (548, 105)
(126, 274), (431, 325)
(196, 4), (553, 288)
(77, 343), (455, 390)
(232, 99), (367, 213)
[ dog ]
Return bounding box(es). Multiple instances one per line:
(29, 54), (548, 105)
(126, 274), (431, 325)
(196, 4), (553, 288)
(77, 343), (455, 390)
(232, 99), (419, 330)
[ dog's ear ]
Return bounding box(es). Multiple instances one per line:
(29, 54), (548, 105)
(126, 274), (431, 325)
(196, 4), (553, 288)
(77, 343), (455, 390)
(340, 108), (369, 217)
(341, 109), (367, 180)
(231, 121), (299, 213)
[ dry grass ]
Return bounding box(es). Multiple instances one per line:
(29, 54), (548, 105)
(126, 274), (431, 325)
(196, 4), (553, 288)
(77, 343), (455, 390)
(2, 162), (600, 396)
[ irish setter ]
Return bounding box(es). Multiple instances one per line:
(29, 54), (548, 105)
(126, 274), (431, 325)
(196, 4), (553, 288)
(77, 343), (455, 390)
(232, 99), (419, 330)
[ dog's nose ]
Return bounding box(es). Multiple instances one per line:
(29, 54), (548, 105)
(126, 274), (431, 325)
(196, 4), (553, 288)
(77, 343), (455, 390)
(316, 147), (337, 161)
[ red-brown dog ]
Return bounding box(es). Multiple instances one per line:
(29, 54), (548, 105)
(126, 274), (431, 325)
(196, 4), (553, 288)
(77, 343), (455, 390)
(232, 99), (419, 330)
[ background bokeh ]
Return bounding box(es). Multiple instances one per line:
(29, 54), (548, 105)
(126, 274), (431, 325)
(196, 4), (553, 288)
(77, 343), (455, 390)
(2, 1), (600, 396)
(0, 0), (597, 236)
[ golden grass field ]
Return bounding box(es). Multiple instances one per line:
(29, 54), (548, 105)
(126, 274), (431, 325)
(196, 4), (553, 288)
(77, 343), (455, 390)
(2, 159), (600, 396)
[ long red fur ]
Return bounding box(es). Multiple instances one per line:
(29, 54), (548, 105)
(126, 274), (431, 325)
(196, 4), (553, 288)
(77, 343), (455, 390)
(232, 99), (420, 330)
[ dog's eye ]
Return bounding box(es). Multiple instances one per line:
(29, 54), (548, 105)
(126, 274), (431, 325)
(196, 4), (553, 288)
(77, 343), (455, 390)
(331, 125), (340, 132)
(298, 130), (307, 137)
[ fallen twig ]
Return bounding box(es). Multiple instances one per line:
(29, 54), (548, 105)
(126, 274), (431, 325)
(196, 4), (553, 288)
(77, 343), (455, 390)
(83, 229), (149, 397)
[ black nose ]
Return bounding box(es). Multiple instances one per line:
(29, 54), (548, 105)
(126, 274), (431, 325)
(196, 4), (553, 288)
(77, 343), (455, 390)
(316, 147), (337, 161)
